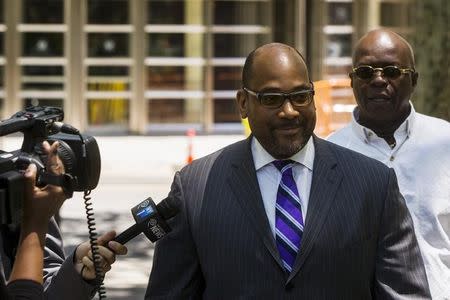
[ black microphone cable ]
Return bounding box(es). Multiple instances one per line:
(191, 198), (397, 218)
(83, 189), (106, 299)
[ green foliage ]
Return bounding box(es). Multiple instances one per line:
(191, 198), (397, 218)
(411, 0), (450, 120)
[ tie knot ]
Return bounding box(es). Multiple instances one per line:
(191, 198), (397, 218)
(273, 160), (294, 173)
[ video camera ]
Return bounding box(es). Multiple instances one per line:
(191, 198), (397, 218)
(0, 106), (101, 225)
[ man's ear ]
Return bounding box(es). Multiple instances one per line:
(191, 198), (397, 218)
(412, 71), (418, 87)
(349, 73), (354, 88)
(236, 89), (248, 119)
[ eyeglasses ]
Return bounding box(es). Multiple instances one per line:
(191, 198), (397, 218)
(350, 65), (415, 80)
(243, 84), (314, 109)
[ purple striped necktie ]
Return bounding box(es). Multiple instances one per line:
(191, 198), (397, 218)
(273, 160), (304, 273)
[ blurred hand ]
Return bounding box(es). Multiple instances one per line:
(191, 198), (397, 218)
(22, 141), (67, 226)
(74, 231), (128, 281)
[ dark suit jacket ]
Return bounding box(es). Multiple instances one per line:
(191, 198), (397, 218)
(146, 136), (430, 299)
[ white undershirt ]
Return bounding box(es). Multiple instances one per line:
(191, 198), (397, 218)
(251, 137), (315, 237)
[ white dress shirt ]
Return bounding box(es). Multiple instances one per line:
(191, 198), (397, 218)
(251, 136), (315, 238)
(328, 104), (450, 300)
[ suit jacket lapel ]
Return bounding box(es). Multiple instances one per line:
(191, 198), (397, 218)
(288, 137), (343, 282)
(227, 137), (284, 271)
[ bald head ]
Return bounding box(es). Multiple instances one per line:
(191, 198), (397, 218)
(236, 42), (315, 159)
(242, 43), (309, 88)
(353, 29), (415, 68)
(350, 29), (419, 137)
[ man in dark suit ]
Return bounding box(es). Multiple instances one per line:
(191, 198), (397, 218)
(145, 43), (430, 299)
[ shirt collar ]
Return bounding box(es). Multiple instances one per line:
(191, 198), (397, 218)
(251, 136), (315, 171)
(351, 101), (416, 142)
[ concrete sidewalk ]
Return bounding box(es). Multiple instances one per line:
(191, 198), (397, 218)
(62, 134), (244, 215)
(1, 134), (244, 209)
(1, 134), (244, 183)
(97, 135), (244, 184)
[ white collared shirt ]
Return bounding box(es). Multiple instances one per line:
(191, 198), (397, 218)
(251, 136), (315, 238)
(328, 103), (450, 300)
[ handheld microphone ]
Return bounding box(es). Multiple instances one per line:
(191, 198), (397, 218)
(113, 196), (179, 245)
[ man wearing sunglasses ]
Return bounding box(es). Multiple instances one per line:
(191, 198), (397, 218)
(146, 42), (430, 299)
(328, 29), (450, 299)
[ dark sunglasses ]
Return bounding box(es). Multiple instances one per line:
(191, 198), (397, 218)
(243, 84), (315, 109)
(350, 65), (415, 80)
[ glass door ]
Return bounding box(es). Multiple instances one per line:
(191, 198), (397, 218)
(85, 0), (132, 133)
(145, 0), (205, 133)
(211, 0), (272, 133)
(18, 0), (66, 112)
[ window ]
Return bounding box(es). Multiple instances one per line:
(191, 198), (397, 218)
(328, 2), (352, 25)
(147, 0), (185, 24)
(18, 0), (66, 112)
(88, 33), (129, 57)
(145, 0), (205, 132)
(21, 66), (64, 90)
(23, 0), (64, 24)
(0, 0), (3, 24)
(321, 1), (354, 79)
(88, 65), (129, 76)
(380, 2), (413, 28)
(88, 99), (129, 126)
(24, 98), (63, 108)
(87, 66), (130, 91)
(85, 0), (132, 129)
(326, 34), (352, 58)
(22, 33), (64, 57)
(88, 0), (129, 24)
(214, 33), (268, 57)
(313, 0), (356, 135)
(214, 99), (240, 123)
(214, 1), (269, 26)
(148, 66), (205, 90)
(0, 66), (3, 89)
(214, 67), (241, 90)
(148, 33), (186, 57)
(211, 1), (271, 128)
(148, 99), (187, 123)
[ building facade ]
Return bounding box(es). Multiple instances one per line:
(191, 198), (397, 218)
(0, 0), (413, 135)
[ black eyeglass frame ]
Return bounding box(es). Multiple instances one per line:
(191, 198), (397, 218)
(243, 82), (315, 109)
(350, 65), (415, 80)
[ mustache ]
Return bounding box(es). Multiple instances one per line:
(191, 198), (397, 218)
(275, 119), (302, 129)
(367, 93), (391, 99)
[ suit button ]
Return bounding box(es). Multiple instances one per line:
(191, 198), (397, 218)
(285, 282), (294, 291)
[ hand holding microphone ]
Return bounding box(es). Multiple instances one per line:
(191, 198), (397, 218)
(74, 196), (179, 280)
(113, 196), (180, 245)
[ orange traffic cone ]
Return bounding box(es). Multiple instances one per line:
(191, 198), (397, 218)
(186, 128), (196, 164)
